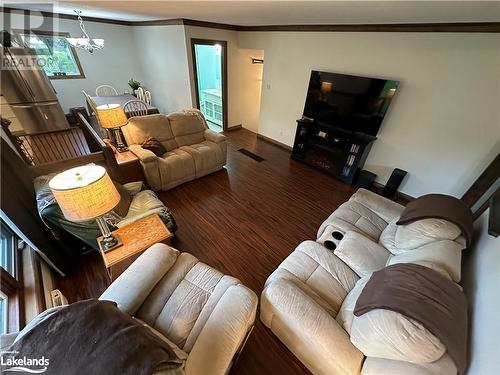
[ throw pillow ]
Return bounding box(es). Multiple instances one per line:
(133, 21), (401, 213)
(113, 181), (133, 217)
(142, 137), (166, 157)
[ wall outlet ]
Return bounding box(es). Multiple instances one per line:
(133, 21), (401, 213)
(279, 129), (284, 136)
(266, 83), (271, 90)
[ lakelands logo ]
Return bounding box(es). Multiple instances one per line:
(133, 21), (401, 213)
(1, 351), (49, 373)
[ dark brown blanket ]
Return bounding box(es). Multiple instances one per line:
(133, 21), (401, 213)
(396, 193), (473, 247)
(354, 263), (468, 375)
(1, 299), (182, 375)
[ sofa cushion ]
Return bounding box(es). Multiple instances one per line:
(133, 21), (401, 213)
(336, 275), (371, 334)
(180, 141), (225, 178)
(318, 200), (389, 241)
(168, 109), (206, 147)
(266, 241), (359, 317)
(394, 218), (462, 253)
(123, 114), (178, 151)
(158, 149), (196, 190)
(350, 308), (446, 363)
(135, 253), (242, 352)
(334, 231), (391, 277)
(387, 240), (463, 282)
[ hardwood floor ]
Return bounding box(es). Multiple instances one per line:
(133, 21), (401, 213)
(55, 128), (359, 375)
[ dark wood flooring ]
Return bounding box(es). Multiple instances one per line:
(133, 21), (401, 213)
(54, 128), (360, 374)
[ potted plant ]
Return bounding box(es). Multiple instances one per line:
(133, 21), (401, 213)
(128, 78), (141, 96)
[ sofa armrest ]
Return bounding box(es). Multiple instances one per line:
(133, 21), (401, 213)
(204, 129), (227, 144)
(129, 144), (158, 163)
(261, 278), (364, 375)
(351, 188), (405, 223)
(129, 145), (162, 191)
(185, 284), (257, 375)
(99, 244), (179, 315)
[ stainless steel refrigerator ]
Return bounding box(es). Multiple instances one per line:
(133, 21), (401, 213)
(1, 47), (69, 134)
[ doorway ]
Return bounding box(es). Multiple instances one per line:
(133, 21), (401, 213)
(191, 39), (228, 133)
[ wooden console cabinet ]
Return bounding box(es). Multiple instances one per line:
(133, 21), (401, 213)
(291, 119), (376, 185)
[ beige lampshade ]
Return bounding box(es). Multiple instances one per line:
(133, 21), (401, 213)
(49, 164), (120, 222)
(96, 104), (128, 129)
(321, 81), (333, 94)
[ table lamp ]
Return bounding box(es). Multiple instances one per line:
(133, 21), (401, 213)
(49, 164), (122, 252)
(96, 103), (128, 152)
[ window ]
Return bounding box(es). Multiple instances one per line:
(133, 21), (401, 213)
(205, 101), (214, 117)
(19, 31), (85, 79)
(214, 104), (223, 122)
(0, 221), (24, 333)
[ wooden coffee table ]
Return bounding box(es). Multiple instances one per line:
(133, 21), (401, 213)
(99, 214), (173, 279)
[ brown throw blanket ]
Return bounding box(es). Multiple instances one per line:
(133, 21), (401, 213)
(1, 299), (182, 375)
(354, 263), (468, 375)
(396, 193), (473, 247)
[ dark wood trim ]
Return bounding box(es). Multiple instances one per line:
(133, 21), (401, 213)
(131, 18), (184, 27)
(461, 153), (500, 216)
(191, 38), (228, 131)
(238, 22), (500, 33)
(14, 28), (86, 80)
(3, 7), (499, 33)
(225, 124), (242, 132)
(257, 133), (293, 152)
(183, 18), (239, 30)
(488, 189), (499, 237)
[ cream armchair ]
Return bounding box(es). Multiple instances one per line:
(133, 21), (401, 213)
(100, 244), (258, 375)
(122, 109), (227, 191)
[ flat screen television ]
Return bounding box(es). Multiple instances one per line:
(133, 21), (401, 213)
(302, 70), (399, 136)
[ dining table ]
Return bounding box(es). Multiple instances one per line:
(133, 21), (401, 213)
(89, 94), (159, 118)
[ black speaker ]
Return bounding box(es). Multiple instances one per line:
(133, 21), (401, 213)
(383, 168), (407, 197)
(356, 170), (377, 189)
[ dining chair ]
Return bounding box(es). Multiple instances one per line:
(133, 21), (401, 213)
(123, 99), (149, 118)
(83, 90), (97, 116)
(144, 90), (152, 105)
(95, 85), (118, 97)
(136, 87), (146, 102)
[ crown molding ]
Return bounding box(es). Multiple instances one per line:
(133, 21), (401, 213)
(2, 7), (499, 33)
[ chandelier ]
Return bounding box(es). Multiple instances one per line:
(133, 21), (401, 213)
(66, 10), (104, 54)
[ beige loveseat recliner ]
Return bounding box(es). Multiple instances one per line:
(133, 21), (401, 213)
(261, 188), (466, 375)
(122, 109), (227, 191)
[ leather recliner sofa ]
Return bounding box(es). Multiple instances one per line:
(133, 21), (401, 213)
(261, 188), (466, 375)
(122, 109), (227, 191)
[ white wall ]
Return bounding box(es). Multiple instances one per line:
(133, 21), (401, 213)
(1, 11), (143, 112)
(238, 32), (500, 197)
(184, 26), (263, 130)
(132, 25), (193, 114)
(462, 210), (500, 375)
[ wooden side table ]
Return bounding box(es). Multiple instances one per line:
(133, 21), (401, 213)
(99, 214), (173, 280)
(104, 139), (145, 183)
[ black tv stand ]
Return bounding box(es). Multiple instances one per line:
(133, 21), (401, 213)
(291, 119), (376, 185)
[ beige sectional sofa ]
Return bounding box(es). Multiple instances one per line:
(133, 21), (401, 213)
(261, 188), (466, 375)
(122, 109), (227, 191)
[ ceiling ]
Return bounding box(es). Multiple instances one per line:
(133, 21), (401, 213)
(5, 1), (500, 25)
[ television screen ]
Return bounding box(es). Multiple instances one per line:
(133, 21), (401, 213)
(302, 70), (399, 136)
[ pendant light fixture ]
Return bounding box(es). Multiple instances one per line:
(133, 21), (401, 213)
(66, 10), (104, 54)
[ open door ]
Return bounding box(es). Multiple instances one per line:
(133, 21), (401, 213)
(191, 39), (228, 132)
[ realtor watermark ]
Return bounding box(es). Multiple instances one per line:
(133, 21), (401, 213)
(1, 55), (60, 71)
(1, 351), (50, 373)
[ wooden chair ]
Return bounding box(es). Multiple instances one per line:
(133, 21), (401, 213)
(144, 90), (152, 105)
(123, 99), (149, 118)
(136, 87), (146, 102)
(95, 85), (118, 97)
